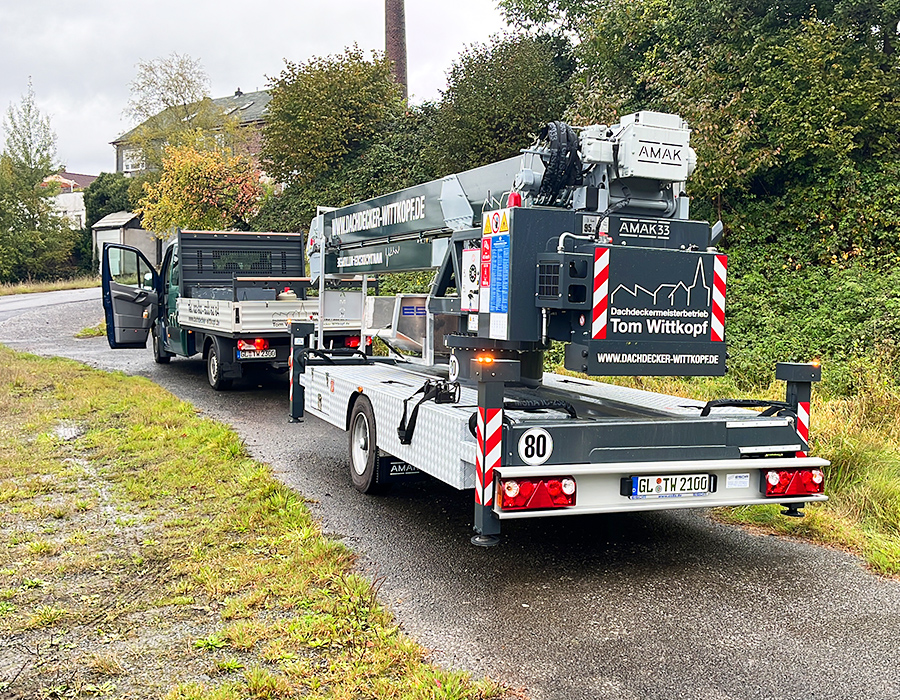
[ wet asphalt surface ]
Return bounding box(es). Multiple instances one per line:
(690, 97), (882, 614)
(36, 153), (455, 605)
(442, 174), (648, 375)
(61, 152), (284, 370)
(2, 288), (900, 700)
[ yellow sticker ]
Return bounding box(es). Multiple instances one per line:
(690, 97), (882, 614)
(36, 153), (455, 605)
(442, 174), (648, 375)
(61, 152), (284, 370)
(499, 210), (509, 232)
(483, 213), (492, 235)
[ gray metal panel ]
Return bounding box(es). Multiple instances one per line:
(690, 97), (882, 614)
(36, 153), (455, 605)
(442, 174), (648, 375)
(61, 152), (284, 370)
(541, 373), (758, 417)
(300, 363), (480, 489)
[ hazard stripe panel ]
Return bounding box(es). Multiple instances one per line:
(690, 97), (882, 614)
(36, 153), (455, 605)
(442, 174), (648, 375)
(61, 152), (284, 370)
(592, 247), (610, 340)
(475, 407), (502, 506)
(711, 254), (728, 342)
(795, 401), (810, 458)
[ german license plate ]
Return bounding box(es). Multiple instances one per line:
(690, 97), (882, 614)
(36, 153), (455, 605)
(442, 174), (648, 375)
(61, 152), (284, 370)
(630, 473), (710, 499)
(237, 348), (276, 360)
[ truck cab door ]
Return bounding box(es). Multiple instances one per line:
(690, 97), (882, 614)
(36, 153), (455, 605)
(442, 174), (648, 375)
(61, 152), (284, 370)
(101, 243), (160, 349)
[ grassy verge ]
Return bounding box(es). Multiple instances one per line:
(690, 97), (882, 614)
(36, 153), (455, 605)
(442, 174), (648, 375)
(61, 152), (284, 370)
(558, 363), (900, 577)
(0, 276), (100, 297)
(0, 345), (505, 699)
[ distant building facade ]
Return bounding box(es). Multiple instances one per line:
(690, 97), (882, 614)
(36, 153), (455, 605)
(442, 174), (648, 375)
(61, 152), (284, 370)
(111, 89), (271, 176)
(43, 172), (98, 229)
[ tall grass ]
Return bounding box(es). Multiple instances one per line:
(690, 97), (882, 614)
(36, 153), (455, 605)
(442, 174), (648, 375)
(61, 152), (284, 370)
(0, 275), (100, 296)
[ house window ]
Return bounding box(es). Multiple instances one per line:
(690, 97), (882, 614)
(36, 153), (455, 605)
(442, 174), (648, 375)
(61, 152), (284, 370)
(123, 148), (145, 173)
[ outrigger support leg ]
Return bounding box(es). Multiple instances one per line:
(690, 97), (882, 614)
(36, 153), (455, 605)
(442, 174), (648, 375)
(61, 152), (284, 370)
(470, 358), (520, 547)
(289, 321), (315, 423)
(776, 362), (822, 457)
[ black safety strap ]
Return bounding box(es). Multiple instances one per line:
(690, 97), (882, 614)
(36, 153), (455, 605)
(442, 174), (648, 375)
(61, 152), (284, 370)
(397, 380), (460, 445)
(699, 398), (794, 417)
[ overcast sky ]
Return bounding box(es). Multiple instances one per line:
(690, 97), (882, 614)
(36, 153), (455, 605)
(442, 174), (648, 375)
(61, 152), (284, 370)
(0, 1), (510, 177)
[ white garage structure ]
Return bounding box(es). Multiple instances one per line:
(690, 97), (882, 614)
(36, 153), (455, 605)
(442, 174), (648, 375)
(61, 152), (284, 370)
(92, 212), (168, 272)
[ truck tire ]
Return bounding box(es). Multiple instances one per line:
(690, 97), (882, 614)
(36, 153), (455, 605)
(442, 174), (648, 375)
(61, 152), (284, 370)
(207, 339), (233, 391)
(151, 328), (171, 364)
(349, 396), (382, 494)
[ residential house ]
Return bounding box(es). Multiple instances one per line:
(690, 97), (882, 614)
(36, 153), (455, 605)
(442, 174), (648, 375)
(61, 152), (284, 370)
(43, 171), (98, 229)
(111, 88), (271, 176)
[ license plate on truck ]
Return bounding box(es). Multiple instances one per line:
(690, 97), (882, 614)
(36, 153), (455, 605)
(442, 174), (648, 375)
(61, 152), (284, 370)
(237, 349), (277, 360)
(630, 474), (710, 499)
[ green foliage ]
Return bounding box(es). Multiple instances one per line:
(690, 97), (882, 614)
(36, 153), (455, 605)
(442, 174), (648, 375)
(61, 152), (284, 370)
(138, 143), (263, 234)
(261, 47), (404, 189)
(3, 79), (60, 195)
(0, 81), (75, 282)
(254, 106), (439, 234)
(431, 33), (574, 174)
(83, 172), (132, 231)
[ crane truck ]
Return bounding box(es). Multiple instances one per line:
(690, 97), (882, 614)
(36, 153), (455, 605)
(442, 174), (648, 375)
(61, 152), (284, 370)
(288, 110), (828, 545)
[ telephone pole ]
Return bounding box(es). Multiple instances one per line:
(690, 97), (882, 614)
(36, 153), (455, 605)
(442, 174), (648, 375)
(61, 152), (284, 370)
(385, 0), (408, 101)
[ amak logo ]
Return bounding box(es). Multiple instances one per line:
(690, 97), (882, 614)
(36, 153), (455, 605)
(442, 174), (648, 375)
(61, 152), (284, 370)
(638, 143), (683, 166)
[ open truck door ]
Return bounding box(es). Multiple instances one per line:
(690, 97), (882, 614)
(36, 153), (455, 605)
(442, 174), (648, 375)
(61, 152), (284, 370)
(101, 243), (160, 349)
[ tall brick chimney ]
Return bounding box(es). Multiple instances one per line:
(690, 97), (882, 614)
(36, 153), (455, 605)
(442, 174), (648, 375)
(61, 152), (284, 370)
(385, 0), (408, 101)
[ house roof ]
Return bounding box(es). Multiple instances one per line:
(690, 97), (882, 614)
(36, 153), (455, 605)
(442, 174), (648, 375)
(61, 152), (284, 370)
(44, 172), (98, 191)
(112, 89), (271, 145)
(93, 211), (140, 230)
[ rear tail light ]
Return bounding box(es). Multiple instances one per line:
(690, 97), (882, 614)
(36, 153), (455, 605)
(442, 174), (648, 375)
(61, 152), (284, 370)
(237, 338), (269, 351)
(763, 468), (825, 497)
(344, 336), (372, 348)
(499, 477), (576, 510)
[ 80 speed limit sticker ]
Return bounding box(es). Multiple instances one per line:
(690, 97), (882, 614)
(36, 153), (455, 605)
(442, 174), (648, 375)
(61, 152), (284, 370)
(517, 427), (553, 465)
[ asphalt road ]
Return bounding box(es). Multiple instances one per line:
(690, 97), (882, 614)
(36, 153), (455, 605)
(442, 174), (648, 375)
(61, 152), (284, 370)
(2, 288), (899, 700)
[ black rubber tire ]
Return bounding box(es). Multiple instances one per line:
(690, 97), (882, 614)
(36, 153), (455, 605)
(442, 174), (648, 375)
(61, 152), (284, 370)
(348, 396), (381, 494)
(207, 340), (233, 391)
(151, 329), (171, 364)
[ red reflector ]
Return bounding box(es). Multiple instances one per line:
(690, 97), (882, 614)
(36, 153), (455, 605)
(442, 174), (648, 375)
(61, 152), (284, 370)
(499, 477), (575, 510)
(345, 336), (360, 348)
(764, 468), (825, 497)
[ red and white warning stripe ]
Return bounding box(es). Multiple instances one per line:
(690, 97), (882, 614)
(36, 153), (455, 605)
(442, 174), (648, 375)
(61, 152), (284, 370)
(592, 247), (610, 340)
(795, 401), (810, 457)
(711, 254), (728, 342)
(289, 352), (294, 404)
(475, 407), (503, 506)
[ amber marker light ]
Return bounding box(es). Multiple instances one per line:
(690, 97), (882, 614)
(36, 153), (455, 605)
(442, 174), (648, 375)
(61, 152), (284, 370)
(475, 354), (494, 364)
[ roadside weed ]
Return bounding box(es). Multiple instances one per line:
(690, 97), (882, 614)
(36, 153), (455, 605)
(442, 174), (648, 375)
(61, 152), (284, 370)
(194, 634), (228, 651)
(27, 604), (67, 628)
(213, 658), (244, 674)
(88, 652), (126, 676)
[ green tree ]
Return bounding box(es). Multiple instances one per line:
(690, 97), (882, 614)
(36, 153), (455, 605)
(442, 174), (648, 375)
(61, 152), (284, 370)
(431, 33), (574, 174)
(122, 52), (231, 171)
(261, 46), (404, 189)
(138, 141), (264, 234)
(254, 105), (439, 233)
(83, 172), (132, 231)
(0, 80), (74, 282)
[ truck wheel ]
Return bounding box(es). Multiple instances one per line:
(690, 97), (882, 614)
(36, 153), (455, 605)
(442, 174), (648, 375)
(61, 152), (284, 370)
(151, 329), (171, 364)
(207, 340), (233, 391)
(349, 397), (381, 494)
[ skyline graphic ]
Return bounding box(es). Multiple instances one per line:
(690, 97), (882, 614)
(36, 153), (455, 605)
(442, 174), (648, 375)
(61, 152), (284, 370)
(610, 258), (710, 308)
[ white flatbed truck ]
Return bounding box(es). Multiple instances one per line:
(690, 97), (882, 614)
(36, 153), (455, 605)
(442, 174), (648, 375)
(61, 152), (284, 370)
(289, 112), (828, 545)
(101, 230), (363, 389)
